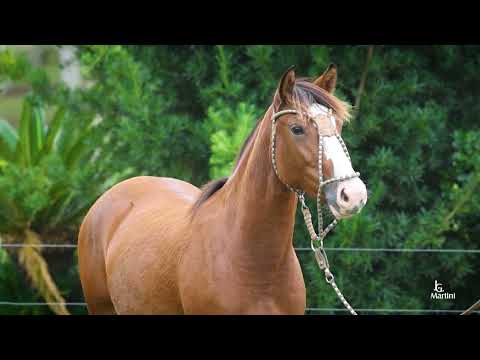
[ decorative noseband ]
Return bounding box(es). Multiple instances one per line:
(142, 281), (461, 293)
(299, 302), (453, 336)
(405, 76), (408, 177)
(270, 105), (360, 200)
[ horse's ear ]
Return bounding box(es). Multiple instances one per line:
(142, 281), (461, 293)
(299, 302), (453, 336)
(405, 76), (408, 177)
(314, 63), (337, 93)
(278, 65), (296, 104)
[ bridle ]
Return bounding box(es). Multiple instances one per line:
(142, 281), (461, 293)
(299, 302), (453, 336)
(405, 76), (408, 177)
(271, 104), (361, 315)
(270, 103), (480, 316)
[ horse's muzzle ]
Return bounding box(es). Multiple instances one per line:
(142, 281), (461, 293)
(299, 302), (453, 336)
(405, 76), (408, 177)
(326, 177), (367, 219)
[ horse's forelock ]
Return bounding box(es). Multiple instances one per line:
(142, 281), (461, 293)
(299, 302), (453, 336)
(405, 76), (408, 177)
(293, 79), (351, 122)
(191, 77), (351, 214)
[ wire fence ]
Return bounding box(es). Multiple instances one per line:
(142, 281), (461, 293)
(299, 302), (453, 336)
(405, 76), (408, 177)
(1, 242), (479, 314)
(0, 302), (87, 307)
(0, 244), (78, 248)
(305, 308), (480, 314)
(0, 302), (477, 314)
(296, 247), (480, 253)
(2, 243), (480, 253)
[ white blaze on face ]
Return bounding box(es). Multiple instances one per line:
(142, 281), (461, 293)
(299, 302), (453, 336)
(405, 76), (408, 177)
(323, 137), (355, 177)
(309, 104), (354, 177)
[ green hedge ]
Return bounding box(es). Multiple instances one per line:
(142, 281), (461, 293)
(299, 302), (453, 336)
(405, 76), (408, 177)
(1, 45), (479, 314)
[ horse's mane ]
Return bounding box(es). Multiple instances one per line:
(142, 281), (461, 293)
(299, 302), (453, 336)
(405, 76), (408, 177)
(190, 78), (351, 213)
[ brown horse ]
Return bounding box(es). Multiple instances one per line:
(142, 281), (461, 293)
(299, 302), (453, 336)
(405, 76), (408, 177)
(78, 65), (367, 315)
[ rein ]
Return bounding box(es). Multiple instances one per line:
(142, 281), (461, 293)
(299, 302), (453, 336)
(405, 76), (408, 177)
(271, 105), (360, 315)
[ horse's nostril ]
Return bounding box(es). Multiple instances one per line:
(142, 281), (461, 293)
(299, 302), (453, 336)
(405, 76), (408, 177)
(340, 188), (349, 203)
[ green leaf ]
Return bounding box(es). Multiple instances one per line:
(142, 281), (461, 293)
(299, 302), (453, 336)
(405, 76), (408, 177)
(30, 104), (46, 164)
(64, 130), (92, 169)
(43, 107), (66, 155)
(0, 118), (18, 161)
(15, 98), (33, 167)
(0, 186), (24, 232)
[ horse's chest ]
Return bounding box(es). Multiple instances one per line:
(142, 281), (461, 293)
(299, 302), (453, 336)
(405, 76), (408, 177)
(179, 250), (306, 314)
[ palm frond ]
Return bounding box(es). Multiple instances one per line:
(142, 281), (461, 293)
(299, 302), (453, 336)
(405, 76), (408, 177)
(0, 118), (18, 161)
(43, 107), (66, 155)
(15, 98), (33, 167)
(30, 104), (46, 165)
(17, 230), (70, 315)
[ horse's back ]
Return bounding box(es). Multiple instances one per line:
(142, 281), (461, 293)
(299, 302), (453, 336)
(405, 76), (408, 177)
(78, 176), (200, 314)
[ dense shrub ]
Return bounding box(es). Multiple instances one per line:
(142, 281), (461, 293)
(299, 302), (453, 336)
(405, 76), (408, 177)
(123, 45), (480, 313)
(1, 45), (479, 314)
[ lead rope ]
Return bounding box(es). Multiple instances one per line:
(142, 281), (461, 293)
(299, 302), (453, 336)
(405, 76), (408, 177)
(298, 193), (358, 315)
(271, 107), (360, 315)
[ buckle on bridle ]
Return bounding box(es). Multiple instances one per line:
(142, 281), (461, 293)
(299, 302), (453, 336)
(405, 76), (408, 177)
(297, 192), (308, 210)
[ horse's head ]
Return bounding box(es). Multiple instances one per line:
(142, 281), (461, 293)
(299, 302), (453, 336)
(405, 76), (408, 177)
(271, 65), (367, 219)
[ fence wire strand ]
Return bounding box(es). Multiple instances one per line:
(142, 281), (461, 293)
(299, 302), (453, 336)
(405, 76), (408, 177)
(0, 302), (87, 306)
(0, 244), (78, 248)
(2, 243), (480, 253)
(305, 308), (480, 314)
(1, 243), (479, 314)
(0, 302), (476, 314)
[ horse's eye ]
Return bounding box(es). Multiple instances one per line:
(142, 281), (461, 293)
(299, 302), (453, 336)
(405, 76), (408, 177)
(290, 125), (304, 136)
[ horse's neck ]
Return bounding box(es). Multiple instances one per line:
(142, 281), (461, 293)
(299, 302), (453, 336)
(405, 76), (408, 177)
(222, 105), (298, 275)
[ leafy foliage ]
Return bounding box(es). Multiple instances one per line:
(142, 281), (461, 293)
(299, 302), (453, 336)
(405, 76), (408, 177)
(133, 45), (479, 313)
(0, 90), (127, 314)
(1, 45), (479, 314)
(208, 102), (260, 178)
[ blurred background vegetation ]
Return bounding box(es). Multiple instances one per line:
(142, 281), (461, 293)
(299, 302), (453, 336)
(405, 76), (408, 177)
(0, 45), (478, 315)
